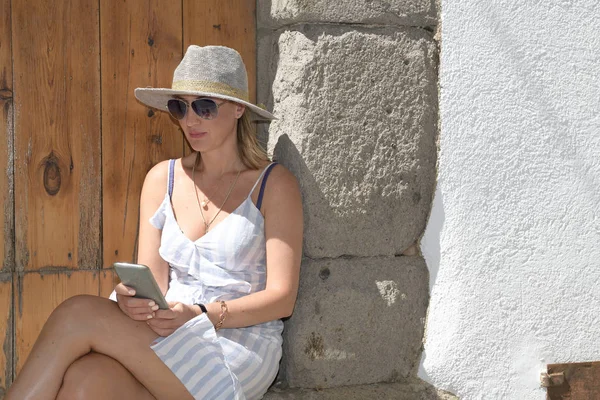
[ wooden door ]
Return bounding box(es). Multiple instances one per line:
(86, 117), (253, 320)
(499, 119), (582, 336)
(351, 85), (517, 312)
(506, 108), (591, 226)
(0, 0), (255, 394)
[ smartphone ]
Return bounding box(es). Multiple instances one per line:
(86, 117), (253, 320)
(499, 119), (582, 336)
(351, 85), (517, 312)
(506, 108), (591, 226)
(113, 262), (169, 309)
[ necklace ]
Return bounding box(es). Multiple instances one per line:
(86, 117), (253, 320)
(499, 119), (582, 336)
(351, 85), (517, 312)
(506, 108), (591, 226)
(199, 175), (223, 209)
(191, 153), (242, 232)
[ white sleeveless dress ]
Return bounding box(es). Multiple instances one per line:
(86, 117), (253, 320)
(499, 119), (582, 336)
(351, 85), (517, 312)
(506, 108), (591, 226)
(111, 159), (283, 400)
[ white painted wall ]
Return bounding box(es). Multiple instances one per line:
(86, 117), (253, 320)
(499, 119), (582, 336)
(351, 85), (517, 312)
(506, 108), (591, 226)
(419, 1), (600, 399)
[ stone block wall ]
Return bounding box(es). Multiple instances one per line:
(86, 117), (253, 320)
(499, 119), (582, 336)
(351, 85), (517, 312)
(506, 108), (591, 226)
(257, 1), (442, 398)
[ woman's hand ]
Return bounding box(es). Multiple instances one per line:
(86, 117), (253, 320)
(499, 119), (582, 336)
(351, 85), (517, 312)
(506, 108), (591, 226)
(146, 302), (199, 337)
(114, 283), (159, 321)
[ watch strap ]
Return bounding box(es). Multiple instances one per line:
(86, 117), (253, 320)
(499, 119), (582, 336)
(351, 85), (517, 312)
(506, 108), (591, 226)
(195, 303), (208, 314)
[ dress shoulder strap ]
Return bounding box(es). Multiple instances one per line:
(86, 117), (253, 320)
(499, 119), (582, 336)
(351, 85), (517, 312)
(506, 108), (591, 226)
(253, 162), (278, 210)
(249, 162), (276, 195)
(167, 159), (176, 198)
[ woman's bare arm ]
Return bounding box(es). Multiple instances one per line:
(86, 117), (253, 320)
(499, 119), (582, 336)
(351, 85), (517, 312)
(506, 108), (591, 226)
(201, 165), (303, 328)
(114, 161), (171, 323)
(136, 160), (171, 293)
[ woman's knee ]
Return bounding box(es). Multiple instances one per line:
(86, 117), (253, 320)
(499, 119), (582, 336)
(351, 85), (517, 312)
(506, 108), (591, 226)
(48, 294), (112, 327)
(57, 352), (150, 400)
(57, 353), (113, 400)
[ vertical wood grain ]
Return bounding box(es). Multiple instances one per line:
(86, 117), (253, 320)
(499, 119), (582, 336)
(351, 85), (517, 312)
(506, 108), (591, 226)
(0, 1), (14, 388)
(0, 276), (12, 397)
(183, 0), (257, 103)
(5, 1), (257, 386)
(99, 269), (119, 299)
(0, 0), (14, 275)
(101, 0), (184, 268)
(12, 0), (101, 271)
(14, 271), (100, 375)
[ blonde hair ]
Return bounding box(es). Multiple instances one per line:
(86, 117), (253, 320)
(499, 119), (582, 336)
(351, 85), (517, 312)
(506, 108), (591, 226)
(236, 111), (270, 169)
(190, 108), (270, 170)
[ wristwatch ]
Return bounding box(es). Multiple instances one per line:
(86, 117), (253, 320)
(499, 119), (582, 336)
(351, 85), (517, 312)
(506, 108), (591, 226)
(194, 303), (208, 314)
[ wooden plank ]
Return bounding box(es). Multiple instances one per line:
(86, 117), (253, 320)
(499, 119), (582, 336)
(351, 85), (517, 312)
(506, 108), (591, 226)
(547, 361), (600, 399)
(14, 270), (100, 375)
(183, 0), (257, 103)
(99, 269), (119, 299)
(12, 0), (101, 271)
(0, 275), (13, 397)
(101, 0), (184, 268)
(0, 0), (14, 274)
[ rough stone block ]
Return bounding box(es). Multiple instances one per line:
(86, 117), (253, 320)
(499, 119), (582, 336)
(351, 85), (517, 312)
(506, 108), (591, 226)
(258, 26), (438, 258)
(279, 256), (429, 389)
(258, 0), (437, 28)
(265, 380), (458, 400)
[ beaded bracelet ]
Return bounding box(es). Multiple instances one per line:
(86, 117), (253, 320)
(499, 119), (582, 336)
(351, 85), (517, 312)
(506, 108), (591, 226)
(215, 300), (228, 331)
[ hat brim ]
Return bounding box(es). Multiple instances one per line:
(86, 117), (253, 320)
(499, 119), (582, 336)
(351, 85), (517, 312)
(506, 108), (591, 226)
(134, 88), (276, 121)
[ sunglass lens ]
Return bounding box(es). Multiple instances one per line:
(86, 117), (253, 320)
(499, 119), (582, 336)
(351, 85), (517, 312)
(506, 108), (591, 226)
(167, 99), (187, 120)
(191, 99), (219, 120)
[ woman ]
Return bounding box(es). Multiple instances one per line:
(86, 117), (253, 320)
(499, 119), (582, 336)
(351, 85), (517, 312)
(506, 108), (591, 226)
(6, 45), (303, 400)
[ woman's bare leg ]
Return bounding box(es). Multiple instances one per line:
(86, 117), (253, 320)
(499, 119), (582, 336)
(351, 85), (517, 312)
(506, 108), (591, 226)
(56, 352), (156, 400)
(5, 295), (194, 400)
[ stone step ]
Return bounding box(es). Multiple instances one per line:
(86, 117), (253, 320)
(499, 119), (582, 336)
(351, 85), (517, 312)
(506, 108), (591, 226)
(264, 381), (459, 400)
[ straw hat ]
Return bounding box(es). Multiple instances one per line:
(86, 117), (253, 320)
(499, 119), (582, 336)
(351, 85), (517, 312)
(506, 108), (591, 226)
(135, 45), (275, 121)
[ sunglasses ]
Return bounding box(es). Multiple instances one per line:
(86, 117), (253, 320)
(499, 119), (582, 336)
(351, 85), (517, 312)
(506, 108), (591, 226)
(167, 98), (226, 120)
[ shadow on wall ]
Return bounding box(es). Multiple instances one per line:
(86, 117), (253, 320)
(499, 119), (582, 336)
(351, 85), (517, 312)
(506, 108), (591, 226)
(272, 134), (328, 239)
(270, 133), (320, 388)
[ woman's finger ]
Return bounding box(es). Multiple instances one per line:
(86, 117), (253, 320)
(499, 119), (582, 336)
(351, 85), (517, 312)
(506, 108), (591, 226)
(147, 317), (170, 329)
(120, 301), (157, 315)
(127, 306), (157, 316)
(154, 309), (176, 320)
(116, 295), (157, 320)
(125, 312), (154, 321)
(114, 283), (135, 296)
(122, 297), (160, 309)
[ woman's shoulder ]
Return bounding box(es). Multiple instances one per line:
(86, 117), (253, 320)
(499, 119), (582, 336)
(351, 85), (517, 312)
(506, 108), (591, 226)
(260, 162), (303, 232)
(261, 162), (301, 207)
(144, 154), (195, 184)
(143, 159), (171, 188)
(139, 159), (173, 211)
(142, 157), (187, 200)
(267, 162), (297, 184)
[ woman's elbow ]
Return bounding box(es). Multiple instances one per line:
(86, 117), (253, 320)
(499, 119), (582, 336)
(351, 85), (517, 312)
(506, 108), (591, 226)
(280, 300), (296, 319)
(272, 289), (298, 319)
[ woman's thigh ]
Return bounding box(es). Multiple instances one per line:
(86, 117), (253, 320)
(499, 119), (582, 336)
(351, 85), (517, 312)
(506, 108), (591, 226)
(55, 295), (194, 400)
(56, 352), (156, 400)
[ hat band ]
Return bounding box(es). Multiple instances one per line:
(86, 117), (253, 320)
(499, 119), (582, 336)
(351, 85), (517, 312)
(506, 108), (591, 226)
(172, 80), (249, 102)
